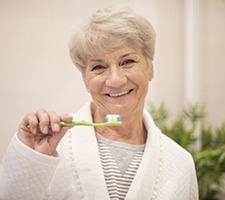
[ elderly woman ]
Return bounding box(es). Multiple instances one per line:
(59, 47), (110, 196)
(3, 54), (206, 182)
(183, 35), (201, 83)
(0, 5), (198, 200)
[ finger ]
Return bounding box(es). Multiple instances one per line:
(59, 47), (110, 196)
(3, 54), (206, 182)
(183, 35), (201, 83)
(60, 114), (73, 123)
(48, 110), (61, 132)
(60, 114), (73, 131)
(20, 112), (39, 134)
(36, 109), (50, 134)
(51, 114), (73, 144)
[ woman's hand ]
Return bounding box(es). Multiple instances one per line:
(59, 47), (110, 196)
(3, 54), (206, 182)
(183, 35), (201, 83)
(17, 109), (73, 156)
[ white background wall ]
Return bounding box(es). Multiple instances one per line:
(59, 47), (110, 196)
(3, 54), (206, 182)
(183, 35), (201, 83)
(0, 0), (225, 159)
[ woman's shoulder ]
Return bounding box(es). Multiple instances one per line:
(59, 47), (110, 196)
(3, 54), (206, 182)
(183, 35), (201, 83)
(143, 109), (193, 162)
(161, 132), (193, 159)
(159, 132), (195, 172)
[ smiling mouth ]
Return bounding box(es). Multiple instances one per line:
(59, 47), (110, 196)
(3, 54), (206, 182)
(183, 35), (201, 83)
(107, 89), (133, 97)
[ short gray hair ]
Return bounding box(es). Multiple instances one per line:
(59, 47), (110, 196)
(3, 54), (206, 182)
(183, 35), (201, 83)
(69, 5), (156, 72)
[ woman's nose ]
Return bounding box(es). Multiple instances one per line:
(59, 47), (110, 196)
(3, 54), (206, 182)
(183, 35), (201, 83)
(105, 66), (127, 87)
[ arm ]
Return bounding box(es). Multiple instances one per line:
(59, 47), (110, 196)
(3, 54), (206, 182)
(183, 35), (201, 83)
(189, 158), (199, 200)
(0, 134), (60, 200)
(0, 109), (73, 200)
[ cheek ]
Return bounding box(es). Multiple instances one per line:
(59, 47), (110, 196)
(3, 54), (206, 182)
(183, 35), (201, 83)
(136, 69), (150, 83)
(85, 75), (104, 92)
(135, 72), (150, 93)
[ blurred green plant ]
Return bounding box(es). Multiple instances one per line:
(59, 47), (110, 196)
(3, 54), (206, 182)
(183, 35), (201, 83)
(147, 102), (225, 200)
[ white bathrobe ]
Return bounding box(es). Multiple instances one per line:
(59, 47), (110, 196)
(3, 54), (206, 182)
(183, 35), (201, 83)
(0, 102), (199, 200)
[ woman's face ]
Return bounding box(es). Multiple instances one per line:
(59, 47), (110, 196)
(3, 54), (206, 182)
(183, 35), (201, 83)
(83, 46), (154, 118)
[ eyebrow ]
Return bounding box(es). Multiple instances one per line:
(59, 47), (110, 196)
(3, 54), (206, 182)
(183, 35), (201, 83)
(121, 52), (137, 58)
(88, 52), (138, 63)
(88, 58), (102, 63)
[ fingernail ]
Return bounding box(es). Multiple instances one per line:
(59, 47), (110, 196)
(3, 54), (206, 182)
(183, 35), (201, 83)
(53, 123), (60, 132)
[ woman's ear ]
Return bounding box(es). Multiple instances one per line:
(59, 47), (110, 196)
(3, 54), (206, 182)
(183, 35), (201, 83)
(148, 63), (154, 81)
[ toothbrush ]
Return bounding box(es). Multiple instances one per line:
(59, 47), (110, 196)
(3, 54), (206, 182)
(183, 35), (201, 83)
(60, 114), (122, 127)
(27, 114), (122, 129)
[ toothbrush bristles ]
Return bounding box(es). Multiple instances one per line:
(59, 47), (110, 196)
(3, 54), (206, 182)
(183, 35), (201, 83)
(104, 114), (122, 123)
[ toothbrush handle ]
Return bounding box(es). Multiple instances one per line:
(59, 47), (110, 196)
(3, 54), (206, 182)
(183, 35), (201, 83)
(60, 121), (94, 127)
(60, 121), (122, 127)
(61, 121), (82, 127)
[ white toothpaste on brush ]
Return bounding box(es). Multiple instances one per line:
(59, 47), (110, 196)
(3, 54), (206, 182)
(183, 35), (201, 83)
(104, 114), (122, 123)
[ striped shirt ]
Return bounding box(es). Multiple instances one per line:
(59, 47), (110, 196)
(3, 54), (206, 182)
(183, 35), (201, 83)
(96, 133), (145, 200)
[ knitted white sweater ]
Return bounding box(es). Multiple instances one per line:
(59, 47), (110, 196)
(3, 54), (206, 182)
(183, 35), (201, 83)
(0, 102), (199, 200)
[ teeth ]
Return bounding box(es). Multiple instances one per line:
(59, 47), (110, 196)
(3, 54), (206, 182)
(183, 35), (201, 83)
(109, 90), (129, 97)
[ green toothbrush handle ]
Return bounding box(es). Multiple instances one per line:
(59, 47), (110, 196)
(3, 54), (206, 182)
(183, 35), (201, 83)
(60, 121), (94, 127)
(60, 120), (122, 127)
(27, 120), (121, 129)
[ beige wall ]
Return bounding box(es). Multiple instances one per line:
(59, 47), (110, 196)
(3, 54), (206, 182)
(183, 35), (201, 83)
(0, 0), (225, 159)
(200, 0), (225, 126)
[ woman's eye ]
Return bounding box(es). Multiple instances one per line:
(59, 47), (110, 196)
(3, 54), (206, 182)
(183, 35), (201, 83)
(92, 65), (105, 71)
(122, 59), (135, 66)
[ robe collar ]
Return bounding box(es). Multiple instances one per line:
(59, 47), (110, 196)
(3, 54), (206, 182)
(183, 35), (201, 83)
(70, 102), (162, 199)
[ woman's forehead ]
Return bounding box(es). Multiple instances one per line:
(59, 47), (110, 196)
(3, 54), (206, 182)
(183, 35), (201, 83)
(87, 46), (143, 59)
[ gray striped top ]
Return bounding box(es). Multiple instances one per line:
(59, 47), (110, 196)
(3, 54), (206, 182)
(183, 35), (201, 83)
(96, 133), (145, 200)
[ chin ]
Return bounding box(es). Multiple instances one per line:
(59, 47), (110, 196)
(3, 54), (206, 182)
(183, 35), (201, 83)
(106, 104), (129, 114)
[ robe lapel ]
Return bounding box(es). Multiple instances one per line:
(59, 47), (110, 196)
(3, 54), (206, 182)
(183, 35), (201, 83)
(125, 110), (162, 200)
(70, 103), (110, 200)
